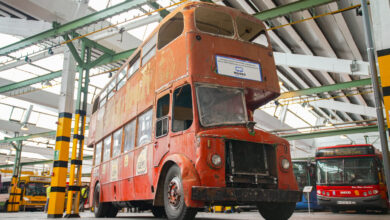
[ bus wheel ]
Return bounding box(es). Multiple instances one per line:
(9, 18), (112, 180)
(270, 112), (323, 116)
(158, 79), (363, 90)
(105, 203), (118, 218)
(151, 206), (166, 218)
(163, 165), (197, 220)
(257, 202), (295, 220)
(93, 183), (108, 218)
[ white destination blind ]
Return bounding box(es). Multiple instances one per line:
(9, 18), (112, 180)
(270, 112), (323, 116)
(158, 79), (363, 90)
(215, 55), (262, 82)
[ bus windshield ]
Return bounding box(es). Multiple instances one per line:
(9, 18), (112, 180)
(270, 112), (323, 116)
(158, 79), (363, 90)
(25, 182), (46, 196)
(293, 162), (310, 190)
(196, 85), (247, 127)
(317, 157), (378, 186)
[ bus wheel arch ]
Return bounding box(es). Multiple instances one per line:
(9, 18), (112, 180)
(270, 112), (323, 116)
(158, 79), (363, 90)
(153, 154), (203, 208)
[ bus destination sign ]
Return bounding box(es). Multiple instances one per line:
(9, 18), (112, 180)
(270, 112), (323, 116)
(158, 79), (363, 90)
(215, 55), (262, 82)
(316, 146), (374, 157)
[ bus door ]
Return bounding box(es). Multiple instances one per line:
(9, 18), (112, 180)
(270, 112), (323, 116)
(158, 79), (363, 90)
(154, 90), (171, 167)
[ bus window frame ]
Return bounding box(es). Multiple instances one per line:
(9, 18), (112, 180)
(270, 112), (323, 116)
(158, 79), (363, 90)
(156, 93), (170, 138)
(171, 84), (194, 133)
(194, 6), (235, 39)
(112, 128), (123, 158)
(124, 119), (137, 152)
(141, 33), (157, 66)
(102, 135), (112, 162)
(235, 16), (269, 48)
(157, 12), (185, 50)
(136, 108), (153, 147)
(94, 141), (103, 166)
(128, 52), (141, 79)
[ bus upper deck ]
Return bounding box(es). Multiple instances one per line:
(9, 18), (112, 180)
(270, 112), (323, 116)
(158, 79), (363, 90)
(87, 2), (279, 146)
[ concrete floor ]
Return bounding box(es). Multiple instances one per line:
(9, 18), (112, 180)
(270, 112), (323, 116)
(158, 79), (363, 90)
(0, 211), (389, 220)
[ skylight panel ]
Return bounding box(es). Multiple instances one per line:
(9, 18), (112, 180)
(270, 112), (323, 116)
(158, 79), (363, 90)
(35, 114), (57, 130)
(0, 33), (20, 47)
(88, 0), (110, 11)
(0, 68), (36, 82)
(0, 104), (12, 121)
(128, 21), (159, 41)
(32, 54), (64, 72)
(17, 64), (50, 76)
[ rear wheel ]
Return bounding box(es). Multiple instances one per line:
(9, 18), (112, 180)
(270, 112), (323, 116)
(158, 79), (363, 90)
(163, 165), (197, 220)
(257, 202), (295, 220)
(151, 206), (166, 218)
(93, 183), (108, 218)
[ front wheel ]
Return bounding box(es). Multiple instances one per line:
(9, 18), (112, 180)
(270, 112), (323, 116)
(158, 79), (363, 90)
(163, 165), (197, 220)
(151, 206), (166, 218)
(257, 202), (296, 220)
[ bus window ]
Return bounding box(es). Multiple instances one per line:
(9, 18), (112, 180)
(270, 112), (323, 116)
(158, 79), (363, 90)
(124, 120), (136, 152)
(117, 68), (127, 90)
(196, 85), (247, 127)
(142, 34), (157, 65)
(25, 182), (46, 196)
(99, 89), (107, 108)
(103, 135), (112, 162)
(136, 109), (153, 146)
(158, 12), (184, 49)
(195, 7), (234, 36)
(172, 85), (193, 132)
(107, 80), (116, 100)
(236, 16), (268, 47)
(112, 129), (123, 158)
(156, 94), (170, 137)
(128, 52), (141, 78)
(94, 141), (102, 165)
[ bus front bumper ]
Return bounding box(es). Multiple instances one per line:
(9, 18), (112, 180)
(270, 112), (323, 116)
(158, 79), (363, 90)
(317, 195), (388, 209)
(191, 186), (301, 203)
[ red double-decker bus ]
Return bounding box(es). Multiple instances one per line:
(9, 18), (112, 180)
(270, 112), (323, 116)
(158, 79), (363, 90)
(316, 144), (389, 213)
(87, 2), (300, 220)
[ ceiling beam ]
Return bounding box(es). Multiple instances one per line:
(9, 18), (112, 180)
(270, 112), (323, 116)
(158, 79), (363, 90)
(0, 48), (135, 94)
(310, 100), (376, 118)
(274, 52), (369, 76)
(0, 17), (51, 37)
(254, 0), (336, 21)
(281, 125), (379, 140)
(278, 78), (372, 99)
(0, 0), (148, 55)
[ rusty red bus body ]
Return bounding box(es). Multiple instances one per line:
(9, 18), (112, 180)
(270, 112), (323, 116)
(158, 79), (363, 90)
(316, 144), (389, 212)
(88, 2), (300, 219)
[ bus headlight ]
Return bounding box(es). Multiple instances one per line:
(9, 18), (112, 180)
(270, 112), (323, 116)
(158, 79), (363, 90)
(211, 154), (222, 167)
(281, 158), (290, 170)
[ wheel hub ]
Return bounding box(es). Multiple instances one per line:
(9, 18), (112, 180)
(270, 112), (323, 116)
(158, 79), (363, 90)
(167, 177), (181, 208)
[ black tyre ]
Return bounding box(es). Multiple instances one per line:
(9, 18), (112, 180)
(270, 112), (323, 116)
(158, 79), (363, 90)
(93, 182), (108, 218)
(163, 165), (197, 220)
(331, 207), (339, 213)
(151, 206), (166, 218)
(257, 202), (295, 220)
(105, 203), (118, 218)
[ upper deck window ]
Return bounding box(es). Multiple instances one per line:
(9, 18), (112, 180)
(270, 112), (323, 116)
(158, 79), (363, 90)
(195, 7), (234, 37)
(107, 80), (116, 100)
(142, 34), (157, 65)
(158, 12), (184, 49)
(236, 16), (268, 47)
(128, 52), (141, 78)
(117, 68), (127, 91)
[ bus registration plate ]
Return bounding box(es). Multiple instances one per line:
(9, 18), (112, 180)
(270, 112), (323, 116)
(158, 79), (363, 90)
(337, 201), (356, 205)
(215, 55), (262, 82)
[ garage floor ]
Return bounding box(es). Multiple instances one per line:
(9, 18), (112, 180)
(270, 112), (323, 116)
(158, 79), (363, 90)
(0, 211), (389, 220)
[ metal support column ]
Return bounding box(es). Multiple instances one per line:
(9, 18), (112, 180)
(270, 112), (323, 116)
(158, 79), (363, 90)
(361, 0), (390, 202)
(47, 48), (76, 218)
(65, 42), (89, 218)
(7, 133), (22, 212)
